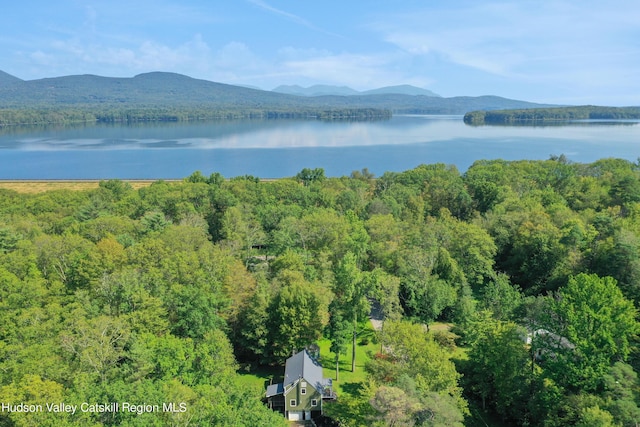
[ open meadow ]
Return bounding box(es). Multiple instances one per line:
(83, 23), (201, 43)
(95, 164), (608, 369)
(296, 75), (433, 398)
(0, 180), (161, 193)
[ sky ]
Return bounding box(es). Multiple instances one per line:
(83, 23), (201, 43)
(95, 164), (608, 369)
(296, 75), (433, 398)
(1, 0), (639, 105)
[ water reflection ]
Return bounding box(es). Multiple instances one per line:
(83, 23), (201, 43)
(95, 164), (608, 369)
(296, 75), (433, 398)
(465, 119), (640, 128)
(0, 115), (638, 179)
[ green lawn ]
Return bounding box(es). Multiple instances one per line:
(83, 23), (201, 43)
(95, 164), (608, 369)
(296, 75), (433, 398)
(235, 319), (380, 399)
(236, 320), (507, 426)
(317, 319), (380, 397)
(235, 320), (463, 398)
(234, 363), (282, 391)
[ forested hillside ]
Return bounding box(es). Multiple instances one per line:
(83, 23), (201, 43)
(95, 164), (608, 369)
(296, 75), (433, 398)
(2, 158), (640, 426)
(0, 71), (553, 126)
(0, 70), (22, 87)
(272, 84), (441, 97)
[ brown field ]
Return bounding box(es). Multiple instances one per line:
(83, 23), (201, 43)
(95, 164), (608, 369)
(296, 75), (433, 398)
(0, 180), (163, 193)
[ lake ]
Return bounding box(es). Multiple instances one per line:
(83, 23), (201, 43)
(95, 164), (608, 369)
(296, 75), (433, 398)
(0, 115), (639, 179)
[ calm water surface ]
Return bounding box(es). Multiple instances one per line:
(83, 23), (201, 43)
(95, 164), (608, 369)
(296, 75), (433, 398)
(0, 115), (639, 179)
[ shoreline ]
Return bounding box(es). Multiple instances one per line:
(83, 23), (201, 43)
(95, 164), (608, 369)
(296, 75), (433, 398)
(0, 179), (169, 193)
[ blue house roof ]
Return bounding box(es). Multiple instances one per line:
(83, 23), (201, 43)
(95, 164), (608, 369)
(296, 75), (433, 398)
(266, 349), (336, 405)
(284, 349), (330, 392)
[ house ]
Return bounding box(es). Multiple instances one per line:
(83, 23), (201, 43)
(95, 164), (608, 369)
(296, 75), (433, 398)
(266, 350), (335, 421)
(524, 328), (575, 361)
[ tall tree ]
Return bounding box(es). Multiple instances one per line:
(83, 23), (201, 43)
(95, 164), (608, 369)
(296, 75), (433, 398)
(267, 279), (323, 361)
(398, 247), (456, 328)
(463, 313), (530, 423)
(332, 252), (370, 372)
(538, 273), (639, 391)
(326, 302), (351, 380)
(481, 273), (523, 321)
(371, 321), (468, 417)
(235, 282), (272, 363)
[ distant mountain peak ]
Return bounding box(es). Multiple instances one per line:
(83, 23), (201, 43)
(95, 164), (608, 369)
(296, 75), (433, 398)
(362, 85), (441, 97)
(273, 84), (359, 97)
(133, 71), (196, 81)
(272, 83), (440, 97)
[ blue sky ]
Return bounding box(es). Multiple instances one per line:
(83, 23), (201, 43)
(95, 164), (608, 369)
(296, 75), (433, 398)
(1, 0), (639, 105)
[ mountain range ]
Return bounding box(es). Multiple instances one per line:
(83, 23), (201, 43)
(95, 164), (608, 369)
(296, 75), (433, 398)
(0, 70), (555, 115)
(272, 84), (441, 97)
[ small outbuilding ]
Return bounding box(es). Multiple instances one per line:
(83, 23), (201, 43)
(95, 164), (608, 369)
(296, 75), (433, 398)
(525, 328), (576, 361)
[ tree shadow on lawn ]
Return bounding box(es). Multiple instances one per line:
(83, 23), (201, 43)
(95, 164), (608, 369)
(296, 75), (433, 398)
(237, 363), (282, 389)
(339, 382), (366, 397)
(334, 353), (370, 378)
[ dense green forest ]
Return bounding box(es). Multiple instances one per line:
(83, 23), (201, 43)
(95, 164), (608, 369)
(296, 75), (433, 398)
(464, 106), (640, 125)
(2, 158), (640, 426)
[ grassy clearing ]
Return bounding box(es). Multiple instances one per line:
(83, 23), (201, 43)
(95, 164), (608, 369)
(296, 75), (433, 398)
(235, 320), (380, 399)
(317, 320), (379, 398)
(0, 180), (162, 193)
(235, 320), (457, 394)
(234, 363), (282, 391)
(429, 321), (454, 332)
(236, 320), (497, 425)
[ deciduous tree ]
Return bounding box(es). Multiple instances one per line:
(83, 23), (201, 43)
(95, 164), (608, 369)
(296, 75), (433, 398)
(539, 273), (638, 391)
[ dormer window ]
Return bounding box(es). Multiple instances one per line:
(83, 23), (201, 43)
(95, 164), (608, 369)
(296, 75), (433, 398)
(301, 387), (306, 395)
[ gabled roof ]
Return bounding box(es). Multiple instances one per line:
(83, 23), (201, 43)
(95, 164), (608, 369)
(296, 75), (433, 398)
(283, 350), (331, 392)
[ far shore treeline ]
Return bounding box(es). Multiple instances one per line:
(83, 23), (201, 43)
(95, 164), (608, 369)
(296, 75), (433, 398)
(0, 106), (391, 127)
(464, 105), (640, 125)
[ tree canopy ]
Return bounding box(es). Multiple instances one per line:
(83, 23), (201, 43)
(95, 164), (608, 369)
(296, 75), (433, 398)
(1, 158), (640, 426)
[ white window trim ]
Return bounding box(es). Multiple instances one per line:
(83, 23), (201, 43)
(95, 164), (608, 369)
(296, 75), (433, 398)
(290, 399), (296, 407)
(311, 399), (318, 406)
(301, 387), (306, 395)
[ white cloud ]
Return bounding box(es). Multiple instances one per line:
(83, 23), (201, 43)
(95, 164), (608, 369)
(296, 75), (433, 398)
(89, 47), (137, 67)
(277, 47), (333, 60)
(215, 42), (256, 68)
(29, 50), (55, 66)
(50, 40), (85, 56)
(247, 0), (314, 29)
(207, 41), (270, 82)
(281, 51), (432, 89)
(374, 0), (640, 83)
(246, 0), (343, 38)
(30, 34), (215, 77)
